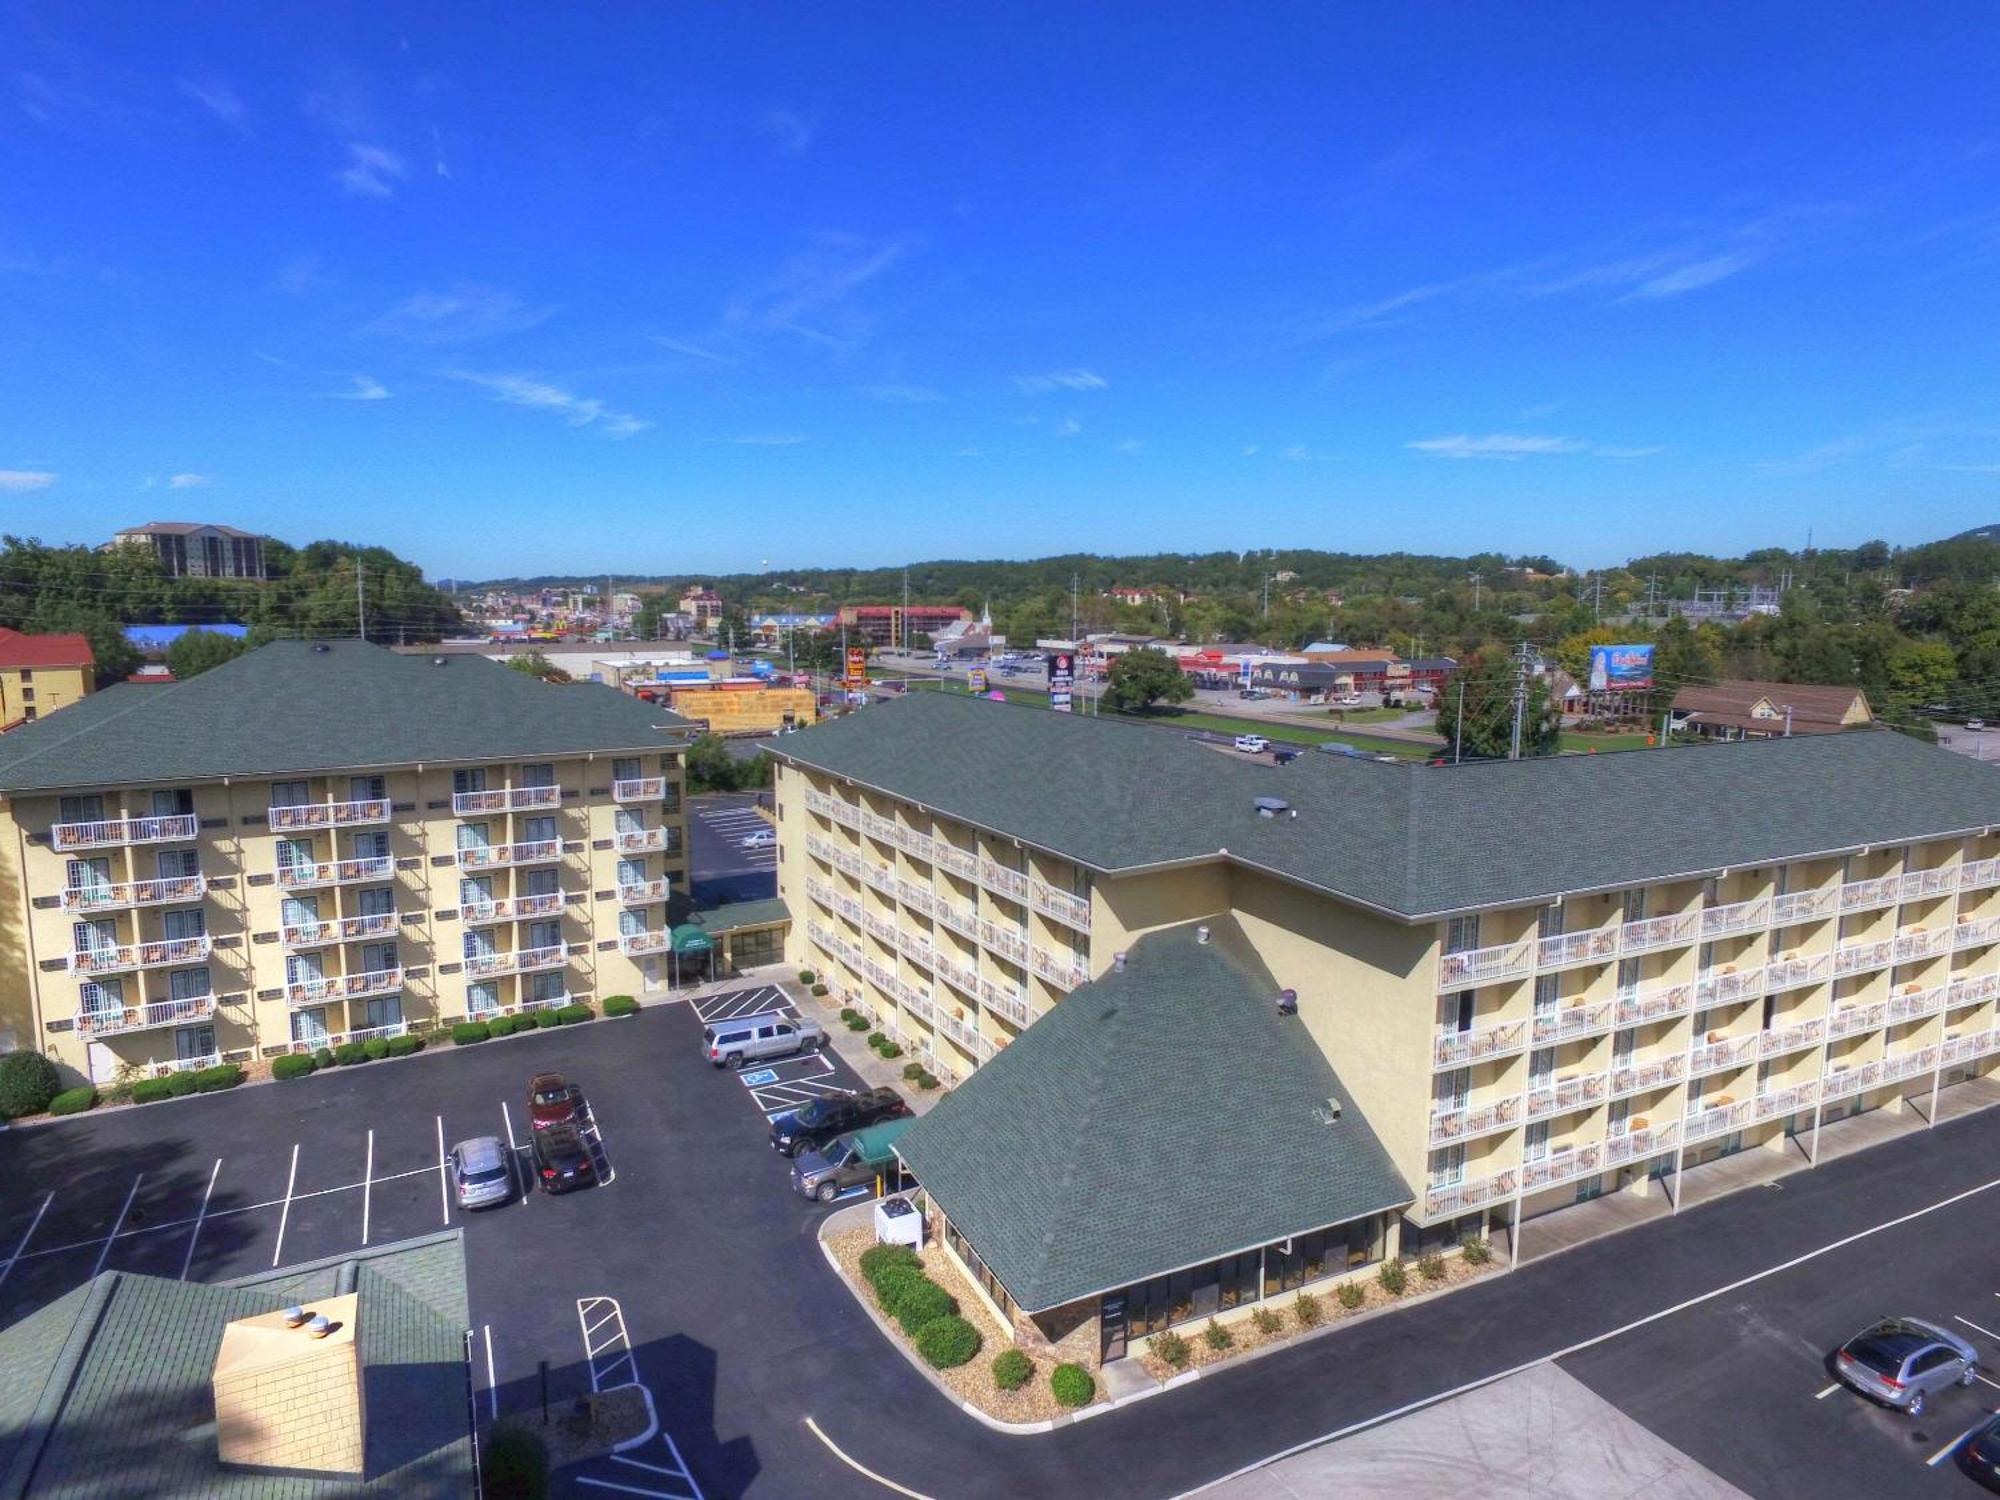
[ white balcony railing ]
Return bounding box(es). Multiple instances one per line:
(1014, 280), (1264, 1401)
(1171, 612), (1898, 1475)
(934, 955), (980, 997)
(1432, 1017), (1529, 1069)
(1531, 999), (1616, 1046)
(932, 842), (979, 879)
(862, 864), (897, 896)
(1521, 1141), (1604, 1194)
(1829, 999), (1889, 1037)
(1771, 886), (1839, 925)
(1688, 1032), (1761, 1076)
(451, 785), (561, 815)
(52, 813), (198, 851)
(461, 944), (567, 981)
(1696, 965), (1766, 1007)
(613, 776), (667, 803)
(978, 859), (1031, 901)
(1753, 1080), (1820, 1121)
(1029, 879), (1093, 932)
(1888, 983), (1947, 1025)
(1941, 1028), (2000, 1065)
(1620, 911), (1700, 956)
(1880, 1045), (1940, 1085)
(1900, 868), (1958, 902)
(1955, 916), (2000, 950)
(1759, 1017), (1827, 1056)
(1949, 973), (2000, 1009)
(1423, 1166), (1517, 1219)
(281, 912), (399, 948)
(60, 874), (207, 914)
(285, 967), (403, 1006)
(1765, 951), (1834, 991)
(1821, 1060), (1885, 1101)
(1892, 927), (1954, 964)
(1960, 858), (2000, 893)
(1701, 896), (1771, 939)
(1614, 981), (1695, 1028)
(935, 900), (979, 940)
(896, 880), (934, 916)
(1029, 947), (1088, 992)
(1609, 1054), (1686, 1097)
(1427, 1095), (1521, 1145)
(464, 892), (568, 925)
(618, 929), (669, 956)
(1525, 1073), (1607, 1120)
(277, 855), (395, 890)
(980, 920), (1030, 963)
(1683, 1096), (1752, 1142)
(68, 935), (212, 975)
(1604, 1121), (1679, 1165)
(1839, 874), (1901, 913)
(455, 840), (563, 870)
(1536, 926), (1621, 970)
(75, 994), (217, 1039)
(1833, 938), (1895, 978)
(268, 798), (391, 831)
(1437, 938), (1534, 990)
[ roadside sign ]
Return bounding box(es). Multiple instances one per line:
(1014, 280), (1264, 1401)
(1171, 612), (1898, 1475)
(1047, 652), (1075, 713)
(845, 646), (867, 687)
(968, 666), (987, 692)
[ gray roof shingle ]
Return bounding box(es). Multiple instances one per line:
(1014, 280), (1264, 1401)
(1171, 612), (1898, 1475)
(896, 918), (1409, 1311)
(775, 691), (2000, 919)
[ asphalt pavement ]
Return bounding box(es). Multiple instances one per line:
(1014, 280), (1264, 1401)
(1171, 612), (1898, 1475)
(689, 791), (777, 906)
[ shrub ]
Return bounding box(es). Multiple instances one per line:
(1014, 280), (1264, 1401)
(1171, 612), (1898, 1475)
(131, 1077), (176, 1103)
(1460, 1235), (1492, 1266)
(858, 1243), (920, 1289)
(332, 1042), (367, 1067)
(872, 1264), (929, 1318)
(843, 1015), (870, 1031)
(556, 1003), (593, 1025)
(902, 1062), (925, 1080)
(1293, 1291), (1323, 1328)
(1335, 1281), (1366, 1311)
(1250, 1306), (1283, 1336)
(48, 1086), (97, 1116)
(878, 1041), (904, 1060)
(165, 1070), (199, 1098)
(1418, 1252), (1447, 1283)
(604, 995), (638, 1018)
(1050, 1363), (1095, 1408)
(313, 1047), (335, 1070)
(811, 983), (829, 997)
(1151, 1329), (1191, 1369)
(0, 1052), (60, 1119)
(272, 1054), (317, 1081)
(194, 1063), (243, 1092)
(1378, 1259), (1408, 1297)
(451, 1021), (491, 1046)
(361, 1037), (390, 1060)
(839, 1007), (860, 1024)
(533, 1008), (564, 1029)
(916, 1070), (940, 1090)
(1203, 1318), (1233, 1351)
(992, 1348), (1034, 1391)
(483, 1426), (549, 1500)
(487, 1016), (519, 1039)
(915, 1315), (981, 1369)
(799, 970), (817, 985)
(867, 1031), (887, 1049)
(386, 1034), (423, 1056)
(893, 1279), (959, 1337)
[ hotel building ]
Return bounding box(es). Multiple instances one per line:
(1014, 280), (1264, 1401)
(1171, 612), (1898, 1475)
(0, 641), (691, 1079)
(771, 691), (2000, 1366)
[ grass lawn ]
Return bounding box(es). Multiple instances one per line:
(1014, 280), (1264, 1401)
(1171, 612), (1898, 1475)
(1559, 730), (1657, 754)
(1324, 705), (1406, 724)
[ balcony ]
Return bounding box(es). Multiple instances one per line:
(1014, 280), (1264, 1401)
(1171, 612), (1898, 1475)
(1949, 973), (2000, 1009)
(278, 855), (395, 890)
(451, 785), (561, 815)
(1437, 937), (1534, 991)
(268, 797), (391, 831)
(937, 1010), (993, 1061)
(1892, 927), (1954, 964)
(862, 863), (896, 896)
(1829, 999), (1888, 1037)
(896, 930), (935, 971)
(935, 899), (979, 940)
(455, 840), (562, 871)
(1604, 1121), (1679, 1166)
(805, 789), (861, 830)
(1530, 998), (1615, 1046)
(615, 879), (671, 907)
(980, 920), (1030, 964)
(978, 859), (1030, 901)
(614, 827), (674, 855)
(462, 944), (567, 981)
(932, 843), (978, 880)
(1771, 886), (1839, 925)
(1683, 1096), (1752, 1143)
(75, 994), (217, 1039)
(1839, 874), (1901, 914)
(285, 967), (403, 1006)
(1029, 947), (1089, 992)
(1753, 1080), (1820, 1121)
(1427, 1094), (1520, 1145)
(1526, 1073), (1607, 1120)
(862, 910), (899, 944)
(1620, 911), (1700, 956)
(1696, 965), (1766, 1007)
(1701, 896), (1770, 939)
(1432, 1017), (1528, 1068)
(1888, 983), (1948, 1024)
(861, 811), (900, 844)
(52, 813), (198, 851)
(1689, 1032), (1760, 1076)
(1760, 1017), (1827, 1057)
(60, 873), (206, 914)
(1614, 980), (1695, 1028)
(1536, 926), (1619, 970)
(893, 976), (935, 1022)
(1030, 879), (1092, 933)
(1880, 1045), (1940, 1085)
(1609, 1054), (1685, 1098)
(1956, 916), (2000, 950)
(1900, 868), (1959, 903)
(1765, 951), (1833, 992)
(935, 955), (980, 997)
(612, 776), (667, 803)
(1941, 1028), (2000, 1065)
(896, 880), (934, 916)
(618, 929), (669, 957)
(281, 912), (399, 949)
(1820, 1060), (1884, 1101)
(68, 935), (212, 975)
(980, 976), (1033, 1027)
(1960, 858), (2000, 893)
(1521, 1141), (1604, 1194)
(1833, 937), (1895, 978)
(1423, 1166), (1517, 1219)
(833, 893), (863, 923)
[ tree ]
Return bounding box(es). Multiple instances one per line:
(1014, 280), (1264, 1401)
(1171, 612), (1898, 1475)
(506, 651), (571, 684)
(1102, 647), (1194, 713)
(165, 629), (249, 680)
(683, 734), (772, 794)
(1433, 651), (1561, 760)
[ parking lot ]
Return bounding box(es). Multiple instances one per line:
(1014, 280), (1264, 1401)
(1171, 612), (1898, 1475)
(688, 792), (777, 906)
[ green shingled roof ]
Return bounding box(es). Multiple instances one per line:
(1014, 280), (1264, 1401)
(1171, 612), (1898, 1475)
(0, 1232), (473, 1499)
(0, 639), (692, 795)
(894, 919), (1410, 1312)
(775, 691), (2000, 919)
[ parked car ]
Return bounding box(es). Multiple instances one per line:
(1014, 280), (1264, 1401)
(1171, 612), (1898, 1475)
(1961, 1413), (2000, 1488)
(703, 1011), (827, 1068)
(1970, 719), (1988, 731)
(740, 828), (777, 850)
(791, 1119), (915, 1202)
(768, 1086), (910, 1158)
(1833, 1318), (1979, 1416)
(449, 1136), (514, 1209)
(526, 1072), (578, 1131)
(530, 1122), (597, 1193)
(1233, 734), (1270, 753)
(1272, 748), (1300, 765)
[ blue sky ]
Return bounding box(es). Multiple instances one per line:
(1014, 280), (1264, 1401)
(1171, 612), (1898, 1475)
(3, 3), (1997, 580)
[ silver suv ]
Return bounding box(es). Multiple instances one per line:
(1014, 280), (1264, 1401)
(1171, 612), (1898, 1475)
(703, 1011), (826, 1069)
(1835, 1318), (1979, 1416)
(449, 1136), (514, 1210)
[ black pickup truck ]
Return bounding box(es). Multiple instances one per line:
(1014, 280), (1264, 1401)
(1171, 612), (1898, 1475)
(768, 1086), (911, 1158)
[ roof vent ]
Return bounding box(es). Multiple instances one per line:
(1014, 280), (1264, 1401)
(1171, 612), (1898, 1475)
(1196, 924), (1210, 945)
(1314, 1096), (1343, 1125)
(1253, 796), (1289, 819)
(1276, 988), (1298, 1017)
(312, 643), (330, 654)
(1112, 951), (1128, 973)
(433, 656), (448, 667)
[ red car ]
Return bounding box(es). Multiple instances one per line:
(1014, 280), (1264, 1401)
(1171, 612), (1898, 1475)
(527, 1072), (578, 1131)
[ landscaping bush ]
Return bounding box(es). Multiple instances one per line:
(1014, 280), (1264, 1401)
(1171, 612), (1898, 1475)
(902, 1062), (925, 1081)
(867, 1031), (887, 1049)
(483, 1426), (549, 1500)
(272, 1054), (317, 1081)
(1293, 1291), (1323, 1328)
(556, 1003), (593, 1025)
(799, 970), (817, 985)
(843, 1015), (870, 1031)
(992, 1348), (1034, 1391)
(386, 1034), (423, 1057)
(194, 1063), (244, 1092)
(0, 1052), (60, 1119)
(313, 1047), (335, 1070)
(451, 1021), (492, 1046)
(362, 1038), (390, 1061)
(48, 1086), (97, 1116)
(533, 1008), (564, 1029)
(839, 1007), (860, 1024)
(1203, 1318), (1233, 1351)
(487, 1015), (519, 1039)
(1460, 1235), (1492, 1266)
(1335, 1281), (1366, 1311)
(1152, 1329), (1191, 1369)
(1050, 1363), (1095, 1408)
(915, 1070), (939, 1090)
(131, 1077), (176, 1103)
(877, 1041), (904, 1060)
(332, 1042), (367, 1067)
(811, 983), (828, 997)
(603, 995), (638, 1018)
(1378, 1259), (1408, 1297)
(1417, 1252), (1447, 1283)
(1250, 1306), (1283, 1336)
(871, 1263), (929, 1319)
(915, 1315), (981, 1369)
(858, 1243), (920, 1289)
(165, 1070), (199, 1098)
(892, 1279), (959, 1337)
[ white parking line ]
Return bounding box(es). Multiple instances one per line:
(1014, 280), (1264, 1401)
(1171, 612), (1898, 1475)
(502, 1100), (528, 1206)
(436, 1114), (450, 1225)
(1814, 1382), (1840, 1399)
(483, 1324), (498, 1420)
(0, 1193), (53, 1292)
(91, 1175), (143, 1279)
(1928, 1411), (1994, 1467)
(361, 1130), (375, 1246)
(180, 1159), (221, 1279)
(269, 1145), (300, 1268)
(1957, 1315), (2000, 1343)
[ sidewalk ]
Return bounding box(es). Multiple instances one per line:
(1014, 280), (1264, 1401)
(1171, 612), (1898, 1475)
(784, 974), (948, 1116)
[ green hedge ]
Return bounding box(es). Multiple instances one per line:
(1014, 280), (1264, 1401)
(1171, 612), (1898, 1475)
(386, 1034), (424, 1057)
(362, 1038), (390, 1061)
(131, 1077), (176, 1103)
(451, 1021), (491, 1046)
(893, 1279), (959, 1337)
(556, 1003), (593, 1025)
(194, 1063), (243, 1093)
(48, 1086), (97, 1116)
(871, 1263), (929, 1318)
(0, 1052), (60, 1119)
(533, 1008), (564, 1029)
(915, 1315), (981, 1369)
(603, 995), (638, 1017)
(859, 1243), (919, 1288)
(799, 970), (817, 984)
(332, 1041), (367, 1067)
(992, 1348), (1034, 1391)
(272, 1054), (317, 1081)
(165, 1070), (199, 1098)
(487, 1015), (520, 1039)
(482, 1426), (549, 1500)
(313, 1047), (335, 1070)
(1050, 1363), (1094, 1407)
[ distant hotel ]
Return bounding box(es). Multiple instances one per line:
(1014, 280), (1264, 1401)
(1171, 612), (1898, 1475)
(109, 521), (269, 580)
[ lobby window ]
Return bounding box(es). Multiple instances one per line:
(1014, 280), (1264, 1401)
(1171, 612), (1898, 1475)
(1261, 1228), (1331, 1296)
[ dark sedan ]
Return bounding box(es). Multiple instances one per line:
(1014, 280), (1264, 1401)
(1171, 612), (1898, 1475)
(768, 1086), (910, 1158)
(531, 1123), (596, 1193)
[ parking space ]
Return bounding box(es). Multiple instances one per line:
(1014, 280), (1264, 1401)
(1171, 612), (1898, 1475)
(687, 792), (776, 905)
(691, 983), (790, 1026)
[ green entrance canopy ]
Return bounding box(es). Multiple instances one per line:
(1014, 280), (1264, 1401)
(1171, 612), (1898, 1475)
(671, 923), (715, 954)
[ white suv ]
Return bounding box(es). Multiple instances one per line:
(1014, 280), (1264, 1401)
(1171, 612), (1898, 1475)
(1234, 734), (1270, 753)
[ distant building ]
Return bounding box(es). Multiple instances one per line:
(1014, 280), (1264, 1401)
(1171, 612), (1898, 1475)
(679, 586), (725, 624)
(123, 623), (251, 655)
(1671, 680), (1874, 740)
(0, 626), (94, 728)
(110, 522), (269, 580)
(837, 604), (973, 649)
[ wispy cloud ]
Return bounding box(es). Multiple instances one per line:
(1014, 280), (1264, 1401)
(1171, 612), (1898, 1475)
(765, 109), (816, 156)
(860, 383), (945, 403)
(1757, 416), (2000, 475)
(367, 284), (557, 344)
(0, 470), (56, 492)
(1054, 417), (1082, 437)
(710, 434), (809, 447)
(725, 232), (908, 348)
(272, 252), (330, 294)
(333, 374), (391, 401)
(1626, 248), (1764, 300)
(1113, 438), (1144, 454)
(1014, 368), (1106, 394)
(446, 371), (649, 437)
(649, 336), (732, 364)
(337, 143), (407, 198)
(1406, 432), (1659, 460)
(168, 472), (210, 488)
(179, 77), (248, 132)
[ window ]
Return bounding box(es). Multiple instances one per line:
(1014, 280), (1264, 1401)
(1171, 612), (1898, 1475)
(1262, 1229), (1331, 1296)
(157, 848), (198, 879)
(466, 982), (500, 1016)
(1525, 1120), (1550, 1161)
(59, 794), (104, 825)
(358, 942), (397, 974)
(72, 919), (116, 953)
(1429, 1143), (1465, 1186)
(65, 858), (112, 895)
(463, 929), (497, 961)
(168, 967), (211, 1002)
(615, 858), (647, 889)
(527, 971), (565, 1004)
(522, 868), (560, 897)
(281, 896), (318, 932)
(269, 781), (311, 809)
(519, 763), (556, 789)
(1444, 915), (1481, 954)
(456, 822), (491, 852)
(79, 979), (123, 1017)
(1528, 1046), (1555, 1086)
(453, 768), (488, 795)
(152, 789), (194, 817)
(525, 919), (561, 951)
(356, 886), (395, 918)
(175, 1024), (215, 1061)
(1624, 888), (1648, 922)
(1438, 992), (1472, 1033)
(1533, 974), (1559, 1016)
(349, 774), (386, 802)
(286, 951), (325, 986)
(163, 908), (205, 941)
(618, 909), (648, 938)
(522, 815), (557, 845)
(612, 757), (642, 783)
(459, 876), (491, 908)
(1435, 1068), (1469, 1112)
(1537, 904), (1566, 939)
(614, 808), (643, 836)
(291, 1008), (328, 1045)
(351, 831), (389, 861)
(277, 838), (315, 873)
(1616, 958), (1640, 995)
(363, 995), (402, 1029)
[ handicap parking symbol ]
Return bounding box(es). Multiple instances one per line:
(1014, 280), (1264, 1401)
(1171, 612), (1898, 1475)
(740, 1068), (779, 1086)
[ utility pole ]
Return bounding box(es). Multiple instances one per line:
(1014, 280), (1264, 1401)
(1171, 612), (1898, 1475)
(1508, 641), (1532, 761)
(1262, 573), (1271, 619)
(1070, 572), (1080, 645)
(1782, 704), (1794, 738)
(1470, 572), (1483, 612)
(356, 562), (366, 641)
(1454, 678), (1467, 765)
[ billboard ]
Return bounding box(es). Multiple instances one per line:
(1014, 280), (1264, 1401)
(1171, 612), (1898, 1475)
(967, 667), (987, 693)
(1046, 652), (1076, 713)
(845, 647), (868, 688)
(1588, 644), (1655, 692)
